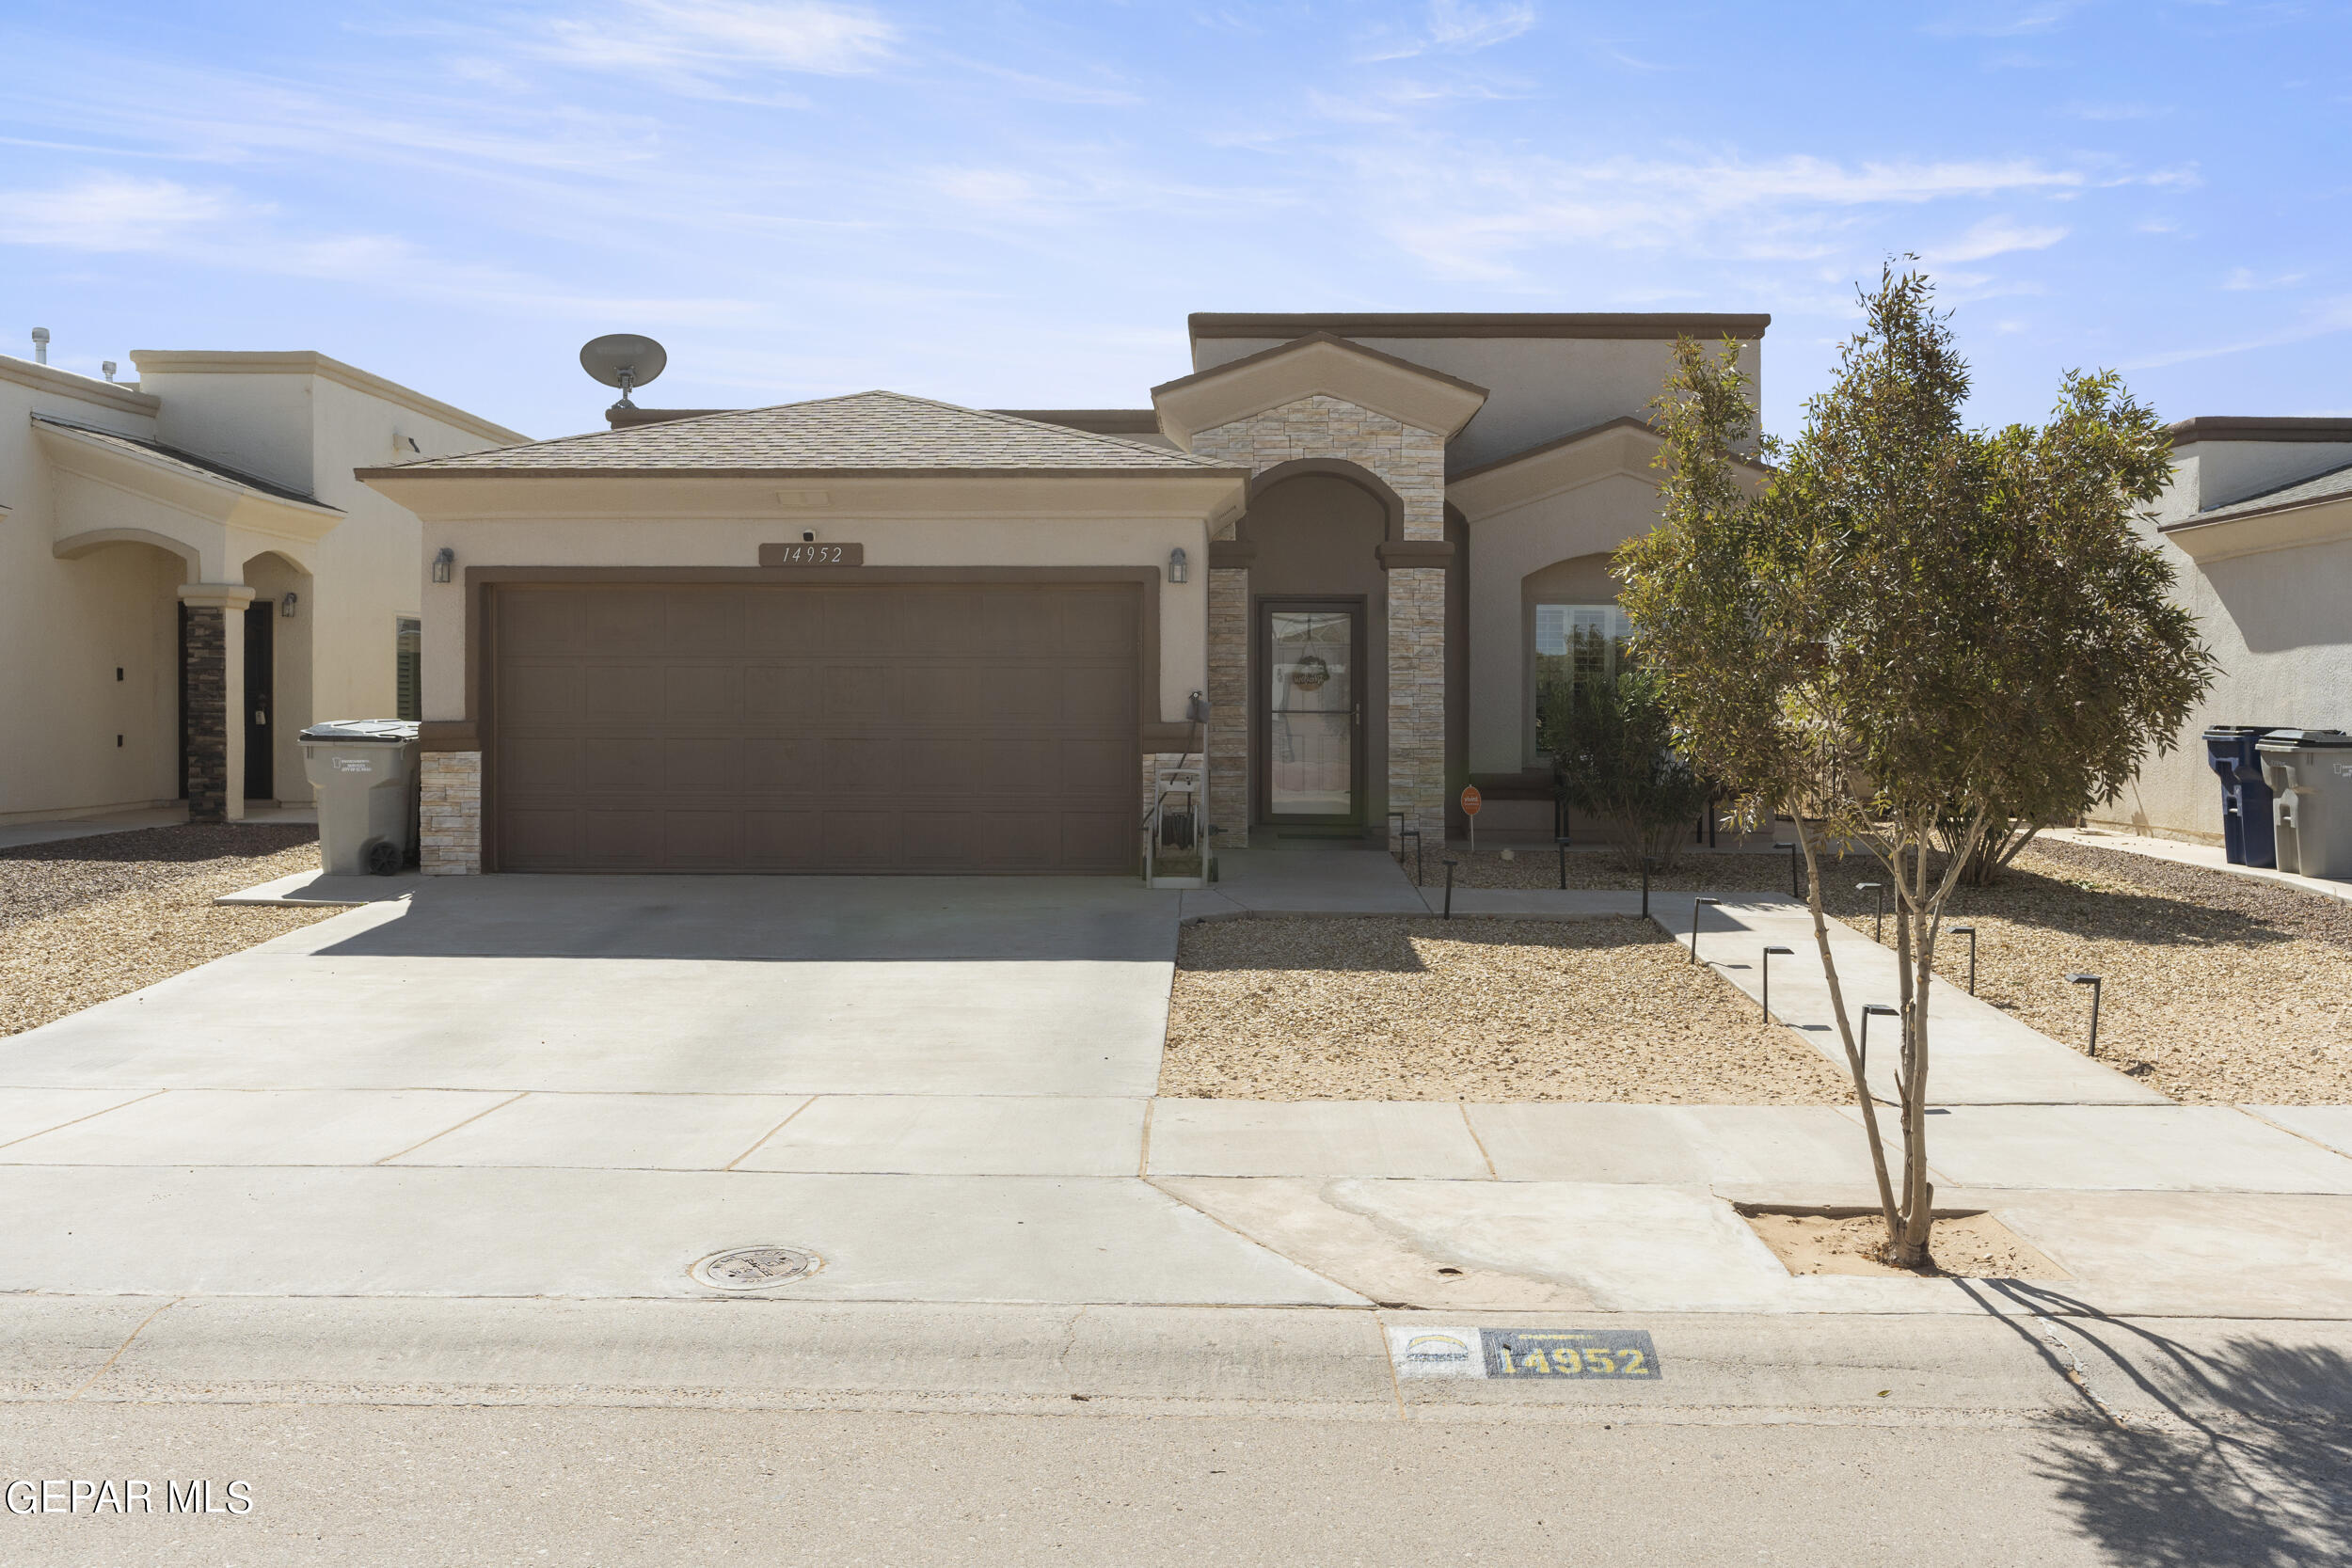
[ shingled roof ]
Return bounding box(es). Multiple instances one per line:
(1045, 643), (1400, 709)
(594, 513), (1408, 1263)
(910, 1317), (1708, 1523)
(370, 391), (1237, 476)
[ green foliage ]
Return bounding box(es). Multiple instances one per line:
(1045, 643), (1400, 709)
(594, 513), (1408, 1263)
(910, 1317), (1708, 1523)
(1538, 653), (1712, 870)
(1616, 263), (2215, 1265)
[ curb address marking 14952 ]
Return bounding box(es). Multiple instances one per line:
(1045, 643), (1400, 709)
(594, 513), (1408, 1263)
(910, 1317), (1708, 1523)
(1386, 1327), (1661, 1381)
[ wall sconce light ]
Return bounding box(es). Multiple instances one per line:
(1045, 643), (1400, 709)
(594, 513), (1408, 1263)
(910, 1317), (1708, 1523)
(431, 547), (455, 584)
(279, 592), (298, 619)
(1168, 546), (1188, 584)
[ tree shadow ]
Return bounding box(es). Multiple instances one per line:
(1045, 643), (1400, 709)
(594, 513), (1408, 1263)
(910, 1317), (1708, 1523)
(1962, 1280), (2352, 1566)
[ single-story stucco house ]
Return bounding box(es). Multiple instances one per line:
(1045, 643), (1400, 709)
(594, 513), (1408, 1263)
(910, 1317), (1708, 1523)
(0, 347), (522, 825)
(2090, 416), (2352, 846)
(361, 311), (1769, 876)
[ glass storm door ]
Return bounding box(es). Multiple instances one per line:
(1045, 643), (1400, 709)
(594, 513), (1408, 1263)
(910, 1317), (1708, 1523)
(1265, 606), (1359, 822)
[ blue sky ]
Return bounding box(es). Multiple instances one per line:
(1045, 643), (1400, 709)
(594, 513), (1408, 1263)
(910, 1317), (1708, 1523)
(3, 1), (2344, 441)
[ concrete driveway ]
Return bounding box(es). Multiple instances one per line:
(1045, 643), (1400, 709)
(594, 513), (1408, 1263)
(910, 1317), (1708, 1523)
(2, 874), (1180, 1097)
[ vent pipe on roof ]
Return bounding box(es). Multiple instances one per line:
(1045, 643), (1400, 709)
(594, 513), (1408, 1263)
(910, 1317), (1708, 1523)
(31, 327), (49, 366)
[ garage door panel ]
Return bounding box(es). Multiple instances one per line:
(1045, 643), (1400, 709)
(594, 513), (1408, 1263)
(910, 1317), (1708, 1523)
(1059, 739), (1133, 794)
(979, 813), (1061, 867)
(577, 736), (664, 796)
(1059, 665), (1135, 724)
(664, 665), (740, 724)
(580, 664), (665, 726)
(819, 664), (892, 723)
(662, 811), (744, 864)
(902, 812), (983, 867)
(742, 810), (822, 866)
(575, 810), (663, 864)
(662, 736), (741, 794)
(499, 592), (580, 656)
(821, 811), (898, 866)
(741, 736), (824, 795)
(1058, 590), (1135, 653)
(579, 590), (669, 654)
(498, 736), (579, 794)
(1060, 811), (1131, 864)
(494, 583), (1136, 872)
(501, 663), (581, 726)
(744, 664), (825, 726)
(500, 808), (579, 866)
(663, 590), (744, 655)
(823, 736), (901, 793)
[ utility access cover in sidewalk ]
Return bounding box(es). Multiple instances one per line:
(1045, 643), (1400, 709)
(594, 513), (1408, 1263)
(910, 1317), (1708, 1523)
(691, 1246), (822, 1291)
(1387, 1326), (1661, 1381)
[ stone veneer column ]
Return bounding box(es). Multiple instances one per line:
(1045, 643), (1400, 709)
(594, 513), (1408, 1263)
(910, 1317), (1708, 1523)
(420, 751), (482, 874)
(176, 583), (255, 824)
(1205, 565), (1250, 848)
(1192, 395), (1449, 844)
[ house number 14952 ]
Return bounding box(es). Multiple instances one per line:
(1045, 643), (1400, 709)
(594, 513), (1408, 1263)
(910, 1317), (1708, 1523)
(759, 543), (865, 566)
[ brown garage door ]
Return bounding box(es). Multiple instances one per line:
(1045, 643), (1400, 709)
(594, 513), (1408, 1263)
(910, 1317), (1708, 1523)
(490, 581), (1139, 873)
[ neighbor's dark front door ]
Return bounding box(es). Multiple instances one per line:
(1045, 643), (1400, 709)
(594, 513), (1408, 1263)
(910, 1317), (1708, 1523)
(244, 607), (273, 800)
(1258, 600), (1363, 828)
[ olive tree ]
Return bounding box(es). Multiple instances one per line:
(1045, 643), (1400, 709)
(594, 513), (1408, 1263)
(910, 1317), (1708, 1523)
(1617, 266), (2212, 1266)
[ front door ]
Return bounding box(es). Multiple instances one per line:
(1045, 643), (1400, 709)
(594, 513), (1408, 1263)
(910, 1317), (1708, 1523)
(1259, 602), (1362, 827)
(244, 608), (273, 800)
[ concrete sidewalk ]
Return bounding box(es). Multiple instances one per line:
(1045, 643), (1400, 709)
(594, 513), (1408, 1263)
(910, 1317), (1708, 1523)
(2049, 825), (2352, 902)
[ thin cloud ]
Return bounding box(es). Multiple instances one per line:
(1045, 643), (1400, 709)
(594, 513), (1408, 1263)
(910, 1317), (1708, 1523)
(2126, 297), (2352, 370)
(1923, 217), (2069, 263)
(537, 0), (896, 83)
(1923, 2), (2088, 39)
(1358, 0), (1537, 62)
(0, 173), (251, 250)
(2222, 267), (2309, 292)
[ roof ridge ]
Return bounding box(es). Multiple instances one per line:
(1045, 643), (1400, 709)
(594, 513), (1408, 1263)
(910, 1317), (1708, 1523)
(860, 392), (1223, 464)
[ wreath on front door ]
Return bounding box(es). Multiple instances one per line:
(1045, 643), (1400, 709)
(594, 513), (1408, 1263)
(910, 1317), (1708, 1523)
(1289, 654), (1330, 691)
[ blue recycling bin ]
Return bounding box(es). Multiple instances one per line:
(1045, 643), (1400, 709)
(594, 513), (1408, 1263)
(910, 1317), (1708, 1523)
(2204, 726), (2280, 866)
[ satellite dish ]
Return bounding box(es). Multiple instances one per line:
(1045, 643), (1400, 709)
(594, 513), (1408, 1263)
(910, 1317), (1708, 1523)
(579, 334), (667, 407)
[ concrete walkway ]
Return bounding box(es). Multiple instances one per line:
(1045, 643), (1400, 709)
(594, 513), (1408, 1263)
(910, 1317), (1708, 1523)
(1652, 893), (2169, 1105)
(0, 801), (316, 849)
(2049, 825), (2352, 902)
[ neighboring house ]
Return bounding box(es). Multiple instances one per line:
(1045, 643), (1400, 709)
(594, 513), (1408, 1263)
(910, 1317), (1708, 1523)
(362, 310), (1768, 876)
(2090, 416), (2352, 845)
(0, 350), (525, 824)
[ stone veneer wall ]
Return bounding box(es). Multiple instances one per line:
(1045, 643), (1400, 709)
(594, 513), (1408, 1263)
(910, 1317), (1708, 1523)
(1205, 566), (1250, 847)
(182, 606), (229, 824)
(420, 751), (482, 875)
(1191, 394), (1449, 844)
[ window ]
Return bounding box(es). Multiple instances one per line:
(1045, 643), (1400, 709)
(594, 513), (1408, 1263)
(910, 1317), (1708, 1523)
(395, 618), (421, 721)
(1533, 602), (1630, 752)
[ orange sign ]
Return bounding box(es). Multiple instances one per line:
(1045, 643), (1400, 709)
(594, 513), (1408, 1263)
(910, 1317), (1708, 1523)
(1460, 784), (1483, 816)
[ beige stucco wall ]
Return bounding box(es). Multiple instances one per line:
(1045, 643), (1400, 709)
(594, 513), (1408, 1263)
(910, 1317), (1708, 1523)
(413, 509), (1213, 732)
(2091, 454), (2352, 842)
(1462, 470), (1661, 775)
(0, 360), (189, 820)
(1192, 335), (1760, 475)
(135, 359), (523, 800)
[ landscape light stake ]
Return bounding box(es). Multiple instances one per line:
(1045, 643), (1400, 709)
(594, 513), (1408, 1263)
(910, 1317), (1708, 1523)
(1401, 825), (1422, 886)
(1441, 857), (1459, 920)
(1689, 896), (1721, 963)
(1778, 841), (1804, 900)
(1556, 835), (1570, 891)
(1857, 881), (1886, 942)
(1951, 925), (1978, 995)
(1860, 1003), (1899, 1081)
(1761, 944), (1793, 1022)
(2068, 974), (2104, 1056)
(1641, 858), (1652, 919)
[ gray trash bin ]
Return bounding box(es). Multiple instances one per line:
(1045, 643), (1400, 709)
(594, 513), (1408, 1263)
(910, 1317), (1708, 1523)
(299, 720), (421, 876)
(2258, 729), (2352, 879)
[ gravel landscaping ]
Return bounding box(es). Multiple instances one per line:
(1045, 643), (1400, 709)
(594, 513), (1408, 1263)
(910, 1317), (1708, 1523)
(1, 824), (336, 1037)
(1162, 915), (1851, 1103)
(1381, 835), (2352, 1104)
